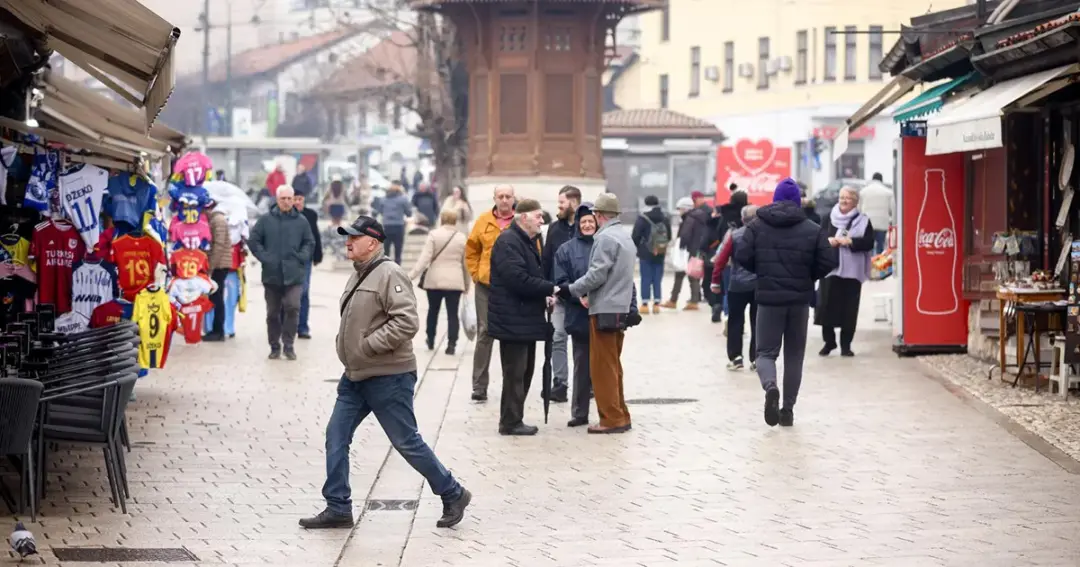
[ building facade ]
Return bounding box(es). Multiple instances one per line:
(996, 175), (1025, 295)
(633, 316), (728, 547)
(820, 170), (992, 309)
(627, 0), (971, 194)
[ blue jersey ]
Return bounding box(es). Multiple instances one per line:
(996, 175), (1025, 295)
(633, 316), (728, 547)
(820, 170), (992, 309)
(24, 149), (58, 213)
(105, 174), (158, 230)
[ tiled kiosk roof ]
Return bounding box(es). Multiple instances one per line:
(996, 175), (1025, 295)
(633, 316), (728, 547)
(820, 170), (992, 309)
(602, 109), (723, 139)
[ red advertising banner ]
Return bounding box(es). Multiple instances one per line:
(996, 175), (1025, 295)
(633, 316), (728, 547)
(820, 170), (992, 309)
(716, 139), (792, 206)
(900, 136), (967, 347)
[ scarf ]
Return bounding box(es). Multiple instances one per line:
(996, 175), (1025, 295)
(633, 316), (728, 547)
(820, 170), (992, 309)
(828, 204), (871, 283)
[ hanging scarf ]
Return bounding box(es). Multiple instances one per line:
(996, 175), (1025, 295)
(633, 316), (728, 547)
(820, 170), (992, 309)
(828, 204), (872, 283)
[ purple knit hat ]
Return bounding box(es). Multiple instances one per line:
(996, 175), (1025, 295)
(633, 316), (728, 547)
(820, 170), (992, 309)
(772, 177), (802, 205)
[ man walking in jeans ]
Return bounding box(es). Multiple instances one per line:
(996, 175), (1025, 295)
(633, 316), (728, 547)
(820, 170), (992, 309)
(248, 186), (315, 360)
(300, 216), (471, 529)
(465, 185), (516, 401)
(293, 192), (323, 339)
(541, 185), (581, 402)
(735, 179), (835, 427)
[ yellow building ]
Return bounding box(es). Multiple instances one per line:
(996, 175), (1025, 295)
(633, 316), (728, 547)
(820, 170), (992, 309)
(621, 0), (970, 193)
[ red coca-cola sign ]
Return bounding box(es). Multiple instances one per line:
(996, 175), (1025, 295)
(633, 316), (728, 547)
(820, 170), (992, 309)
(916, 228), (956, 251)
(716, 139), (792, 206)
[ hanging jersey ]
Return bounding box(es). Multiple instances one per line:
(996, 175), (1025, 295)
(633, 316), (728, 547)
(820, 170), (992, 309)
(90, 298), (134, 328)
(25, 149), (58, 213)
(168, 182), (211, 212)
(95, 226), (115, 259)
(60, 164), (109, 248)
(0, 234), (30, 266)
(111, 234), (166, 301)
(104, 174), (157, 230)
(0, 145), (16, 204)
(169, 214), (211, 251)
(132, 286), (178, 369)
(227, 213), (250, 245)
(237, 264), (247, 313)
(170, 248), (209, 279)
(0, 272), (36, 326)
(30, 220), (86, 314)
(71, 259), (120, 321)
(168, 274), (215, 305)
(54, 311), (90, 334)
(172, 151), (213, 187)
(146, 212), (168, 246)
(179, 296), (213, 344)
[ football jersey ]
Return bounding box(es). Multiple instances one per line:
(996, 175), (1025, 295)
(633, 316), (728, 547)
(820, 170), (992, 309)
(132, 286), (178, 369)
(104, 174), (157, 230)
(172, 151), (213, 187)
(24, 149), (58, 213)
(169, 213), (211, 251)
(179, 296), (213, 344)
(167, 274), (215, 305)
(59, 164), (109, 248)
(71, 259), (120, 321)
(0, 271), (36, 326)
(111, 234), (166, 301)
(170, 248), (209, 279)
(30, 220), (86, 314)
(54, 311), (90, 334)
(90, 298), (134, 328)
(0, 145), (16, 205)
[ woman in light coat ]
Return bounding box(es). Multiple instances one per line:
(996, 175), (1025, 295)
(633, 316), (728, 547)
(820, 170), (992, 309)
(815, 187), (875, 357)
(440, 185), (473, 233)
(410, 208), (470, 355)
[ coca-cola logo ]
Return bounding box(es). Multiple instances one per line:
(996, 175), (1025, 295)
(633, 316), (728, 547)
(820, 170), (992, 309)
(733, 139), (777, 175)
(717, 139), (792, 205)
(917, 228), (955, 249)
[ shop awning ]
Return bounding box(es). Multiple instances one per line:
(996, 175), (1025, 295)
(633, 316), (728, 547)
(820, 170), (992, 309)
(0, 0), (180, 129)
(892, 72), (978, 123)
(926, 64), (1079, 156)
(833, 74), (918, 159)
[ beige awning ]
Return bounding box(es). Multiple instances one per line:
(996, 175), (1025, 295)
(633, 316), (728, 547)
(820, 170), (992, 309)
(0, 0), (180, 129)
(834, 75), (918, 159)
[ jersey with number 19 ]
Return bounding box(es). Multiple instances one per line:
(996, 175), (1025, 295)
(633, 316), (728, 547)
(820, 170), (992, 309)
(132, 286), (177, 369)
(60, 164), (109, 248)
(111, 234), (166, 301)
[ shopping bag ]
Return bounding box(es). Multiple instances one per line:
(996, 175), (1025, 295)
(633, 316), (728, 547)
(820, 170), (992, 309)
(687, 256), (705, 280)
(671, 238), (690, 273)
(461, 292), (477, 341)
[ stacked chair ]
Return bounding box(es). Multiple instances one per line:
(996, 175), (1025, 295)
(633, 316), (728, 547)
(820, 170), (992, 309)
(0, 305), (141, 519)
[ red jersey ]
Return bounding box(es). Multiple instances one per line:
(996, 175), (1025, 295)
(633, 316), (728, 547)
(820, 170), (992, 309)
(90, 299), (133, 328)
(30, 220), (86, 314)
(95, 226), (115, 259)
(111, 234), (166, 301)
(170, 248), (209, 279)
(179, 296), (213, 344)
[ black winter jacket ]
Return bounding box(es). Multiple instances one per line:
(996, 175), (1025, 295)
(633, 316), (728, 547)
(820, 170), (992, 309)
(631, 206), (672, 263)
(542, 216), (574, 280)
(487, 223), (555, 342)
(734, 201), (836, 306)
(678, 205), (713, 256)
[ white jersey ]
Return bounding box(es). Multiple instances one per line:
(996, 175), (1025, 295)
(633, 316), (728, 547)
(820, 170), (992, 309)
(54, 311), (89, 334)
(71, 259), (120, 321)
(0, 146), (16, 205)
(60, 164), (109, 248)
(167, 275), (216, 306)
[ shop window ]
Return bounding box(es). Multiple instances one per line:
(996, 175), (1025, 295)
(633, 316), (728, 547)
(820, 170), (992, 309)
(659, 74), (669, 109)
(545, 74), (574, 134)
(837, 140), (864, 179)
(689, 46), (701, 97)
(661, 5), (670, 42)
(844, 26), (857, 81)
(499, 25), (527, 52)
(499, 74), (527, 134)
(757, 37), (770, 90)
(868, 26), (883, 80)
(824, 27), (836, 82)
(723, 42), (734, 93)
(795, 30), (808, 85)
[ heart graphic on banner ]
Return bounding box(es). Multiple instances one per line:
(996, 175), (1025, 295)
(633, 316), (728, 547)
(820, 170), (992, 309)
(733, 139), (777, 176)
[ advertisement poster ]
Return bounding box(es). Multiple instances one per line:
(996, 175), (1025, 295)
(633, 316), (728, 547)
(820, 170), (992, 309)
(715, 139), (792, 206)
(900, 135), (967, 347)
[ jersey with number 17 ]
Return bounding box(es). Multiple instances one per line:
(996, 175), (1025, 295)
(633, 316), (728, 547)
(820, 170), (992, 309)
(60, 164), (109, 248)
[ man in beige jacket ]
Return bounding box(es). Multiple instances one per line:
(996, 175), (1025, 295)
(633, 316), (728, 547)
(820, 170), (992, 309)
(300, 215), (471, 530)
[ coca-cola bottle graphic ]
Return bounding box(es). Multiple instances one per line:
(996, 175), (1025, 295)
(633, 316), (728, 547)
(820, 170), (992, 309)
(915, 169), (959, 315)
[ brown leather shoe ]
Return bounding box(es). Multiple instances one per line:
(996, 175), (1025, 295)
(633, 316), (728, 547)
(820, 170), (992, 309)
(588, 424), (631, 434)
(651, 304), (661, 314)
(660, 300), (677, 309)
(683, 302), (700, 311)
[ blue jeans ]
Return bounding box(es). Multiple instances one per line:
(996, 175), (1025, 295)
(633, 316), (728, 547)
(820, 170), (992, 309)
(873, 230), (888, 255)
(639, 259), (664, 303)
(721, 266), (732, 315)
(322, 372), (462, 515)
(298, 263), (313, 335)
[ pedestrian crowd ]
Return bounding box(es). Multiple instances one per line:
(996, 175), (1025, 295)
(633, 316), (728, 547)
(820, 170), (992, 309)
(280, 173), (889, 533)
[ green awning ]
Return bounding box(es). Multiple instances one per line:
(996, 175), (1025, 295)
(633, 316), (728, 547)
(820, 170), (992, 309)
(893, 72), (978, 123)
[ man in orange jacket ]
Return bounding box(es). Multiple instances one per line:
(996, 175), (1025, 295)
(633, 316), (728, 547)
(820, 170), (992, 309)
(465, 185), (516, 401)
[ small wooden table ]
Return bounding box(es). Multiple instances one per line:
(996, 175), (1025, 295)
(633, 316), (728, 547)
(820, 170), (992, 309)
(995, 287), (1066, 383)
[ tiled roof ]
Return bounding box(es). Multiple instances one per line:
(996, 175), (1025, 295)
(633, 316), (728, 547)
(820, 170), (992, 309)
(205, 27), (366, 83)
(997, 12), (1080, 48)
(320, 31), (416, 95)
(602, 109), (720, 134)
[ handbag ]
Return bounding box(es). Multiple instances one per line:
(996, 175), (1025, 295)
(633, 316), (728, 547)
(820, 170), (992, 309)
(340, 258), (390, 315)
(418, 233), (458, 290)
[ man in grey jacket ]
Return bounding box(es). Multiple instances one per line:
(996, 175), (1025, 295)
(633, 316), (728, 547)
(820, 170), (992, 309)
(569, 193), (636, 434)
(373, 181), (412, 264)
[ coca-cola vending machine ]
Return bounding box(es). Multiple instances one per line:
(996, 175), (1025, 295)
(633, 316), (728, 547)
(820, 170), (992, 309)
(893, 134), (969, 354)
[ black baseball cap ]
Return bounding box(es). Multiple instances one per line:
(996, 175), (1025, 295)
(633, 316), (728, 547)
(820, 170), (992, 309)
(337, 216), (386, 241)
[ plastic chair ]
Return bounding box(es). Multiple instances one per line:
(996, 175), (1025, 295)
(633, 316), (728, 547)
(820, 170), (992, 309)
(0, 378), (44, 521)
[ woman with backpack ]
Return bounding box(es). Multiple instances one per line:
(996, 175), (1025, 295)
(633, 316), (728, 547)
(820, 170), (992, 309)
(631, 195), (672, 314)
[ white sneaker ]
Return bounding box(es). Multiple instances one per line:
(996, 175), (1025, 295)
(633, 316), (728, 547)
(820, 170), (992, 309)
(726, 357), (744, 371)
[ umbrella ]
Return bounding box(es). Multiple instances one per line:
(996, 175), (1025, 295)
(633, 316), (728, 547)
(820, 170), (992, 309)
(541, 308), (553, 424)
(204, 180), (259, 220)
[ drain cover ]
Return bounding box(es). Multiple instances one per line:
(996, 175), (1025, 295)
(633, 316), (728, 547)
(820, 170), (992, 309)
(365, 499), (418, 511)
(626, 398), (698, 405)
(52, 547), (199, 562)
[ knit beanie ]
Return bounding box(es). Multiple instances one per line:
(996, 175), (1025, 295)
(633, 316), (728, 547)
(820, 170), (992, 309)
(772, 178), (802, 205)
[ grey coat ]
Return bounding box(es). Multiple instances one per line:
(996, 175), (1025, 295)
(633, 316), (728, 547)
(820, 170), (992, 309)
(569, 219), (636, 315)
(248, 205), (315, 287)
(376, 190), (412, 227)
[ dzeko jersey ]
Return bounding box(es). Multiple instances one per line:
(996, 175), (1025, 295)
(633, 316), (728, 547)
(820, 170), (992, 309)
(71, 259), (120, 321)
(132, 286), (178, 369)
(60, 164), (109, 248)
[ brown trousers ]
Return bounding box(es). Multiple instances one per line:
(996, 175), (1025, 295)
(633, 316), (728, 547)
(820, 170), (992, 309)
(588, 317), (630, 428)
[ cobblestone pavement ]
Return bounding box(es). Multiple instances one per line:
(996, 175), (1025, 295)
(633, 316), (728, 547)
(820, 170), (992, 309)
(6, 275), (1080, 566)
